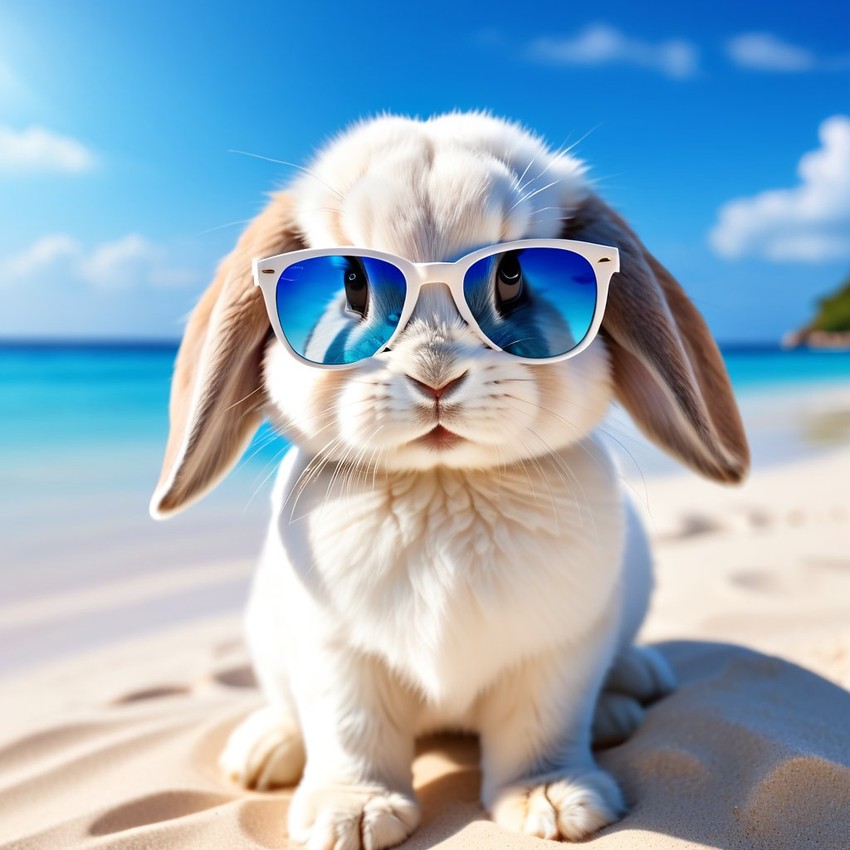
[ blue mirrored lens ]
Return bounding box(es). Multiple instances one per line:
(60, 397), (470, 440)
(462, 248), (598, 358)
(275, 256), (407, 365)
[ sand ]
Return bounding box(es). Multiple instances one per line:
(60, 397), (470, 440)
(2, 439), (850, 848)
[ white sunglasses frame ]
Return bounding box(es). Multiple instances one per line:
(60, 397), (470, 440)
(253, 238), (619, 369)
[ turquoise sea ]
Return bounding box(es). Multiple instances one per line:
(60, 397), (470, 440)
(1, 342), (849, 674)
(3, 341), (850, 484)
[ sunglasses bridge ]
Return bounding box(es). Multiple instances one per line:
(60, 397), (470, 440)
(404, 262), (462, 286)
(386, 276), (490, 350)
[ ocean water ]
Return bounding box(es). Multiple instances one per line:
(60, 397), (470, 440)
(2, 342), (850, 479)
(721, 346), (850, 392)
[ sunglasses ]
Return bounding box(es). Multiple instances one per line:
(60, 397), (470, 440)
(253, 239), (619, 368)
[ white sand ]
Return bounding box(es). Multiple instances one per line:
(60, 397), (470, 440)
(2, 415), (850, 848)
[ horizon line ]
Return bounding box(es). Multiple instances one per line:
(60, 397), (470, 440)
(0, 336), (803, 354)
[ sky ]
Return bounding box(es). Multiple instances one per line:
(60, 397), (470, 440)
(0, 0), (848, 343)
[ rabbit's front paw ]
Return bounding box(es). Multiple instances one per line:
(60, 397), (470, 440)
(491, 769), (624, 842)
(219, 706), (305, 790)
(289, 782), (420, 850)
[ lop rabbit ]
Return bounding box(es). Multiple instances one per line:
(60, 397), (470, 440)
(152, 113), (748, 848)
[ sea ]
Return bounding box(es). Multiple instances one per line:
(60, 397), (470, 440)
(1, 342), (848, 673)
(2, 341), (850, 489)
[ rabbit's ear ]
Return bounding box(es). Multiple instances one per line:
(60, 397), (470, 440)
(150, 192), (304, 518)
(566, 195), (749, 483)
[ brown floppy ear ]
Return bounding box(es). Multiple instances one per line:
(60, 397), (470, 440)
(566, 195), (750, 483)
(150, 191), (304, 518)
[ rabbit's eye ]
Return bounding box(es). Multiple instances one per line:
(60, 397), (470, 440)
(343, 259), (369, 318)
(495, 252), (525, 316)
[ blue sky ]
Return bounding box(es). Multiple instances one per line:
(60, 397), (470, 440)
(0, 0), (848, 343)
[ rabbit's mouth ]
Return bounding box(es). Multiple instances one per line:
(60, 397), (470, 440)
(411, 425), (466, 451)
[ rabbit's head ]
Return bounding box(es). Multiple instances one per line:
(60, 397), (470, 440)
(151, 113), (749, 518)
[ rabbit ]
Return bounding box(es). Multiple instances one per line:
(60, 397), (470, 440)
(150, 112), (749, 848)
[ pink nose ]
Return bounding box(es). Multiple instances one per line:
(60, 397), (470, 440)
(407, 372), (468, 401)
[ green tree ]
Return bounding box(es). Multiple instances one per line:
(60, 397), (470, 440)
(808, 276), (850, 333)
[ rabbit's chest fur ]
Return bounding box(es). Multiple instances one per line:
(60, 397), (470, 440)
(260, 436), (625, 719)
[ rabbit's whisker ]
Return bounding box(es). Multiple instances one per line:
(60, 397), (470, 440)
(503, 391), (648, 491)
(514, 155), (537, 190)
(515, 434), (559, 523)
(508, 179), (562, 214)
(242, 443), (291, 516)
(529, 389), (652, 479)
(511, 135), (582, 205)
(288, 427), (354, 496)
(521, 426), (598, 544)
(239, 431), (285, 468)
(228, 149), (346, 201)
(323, 440), (364, 509)
(491, 393), (603, 532)
(526, 206), (562, 217)
(223, 385), (266, 413)
(514, 148), (565, 197)
(196, 218), (254, 237)
(527, 216), (572, 226)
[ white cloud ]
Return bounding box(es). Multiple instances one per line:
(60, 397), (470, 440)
(710, 115), (850, 262)
(0, 234), (81, 279)
(78, 234), (162, 289)
(528, 24), (699, 79)
(726, 32), (850, 72)
(727, 33), (815, 71)
(0, 233), (200, 289)
(0, 125), (96, 174)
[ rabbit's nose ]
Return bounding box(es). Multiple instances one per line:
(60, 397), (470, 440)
(406, 372), (468, 401)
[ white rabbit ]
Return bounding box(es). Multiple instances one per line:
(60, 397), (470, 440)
(151, 113), (749, 848)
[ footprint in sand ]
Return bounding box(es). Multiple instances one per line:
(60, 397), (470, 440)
(729, 569), (784, 593)
(212, 665), (257, 689)
(111, 685), (192, 704)
(806, 557), (850, 573)
(89, 790), (235, 835)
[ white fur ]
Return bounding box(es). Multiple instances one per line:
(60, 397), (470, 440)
(219, 114), (673, 848)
